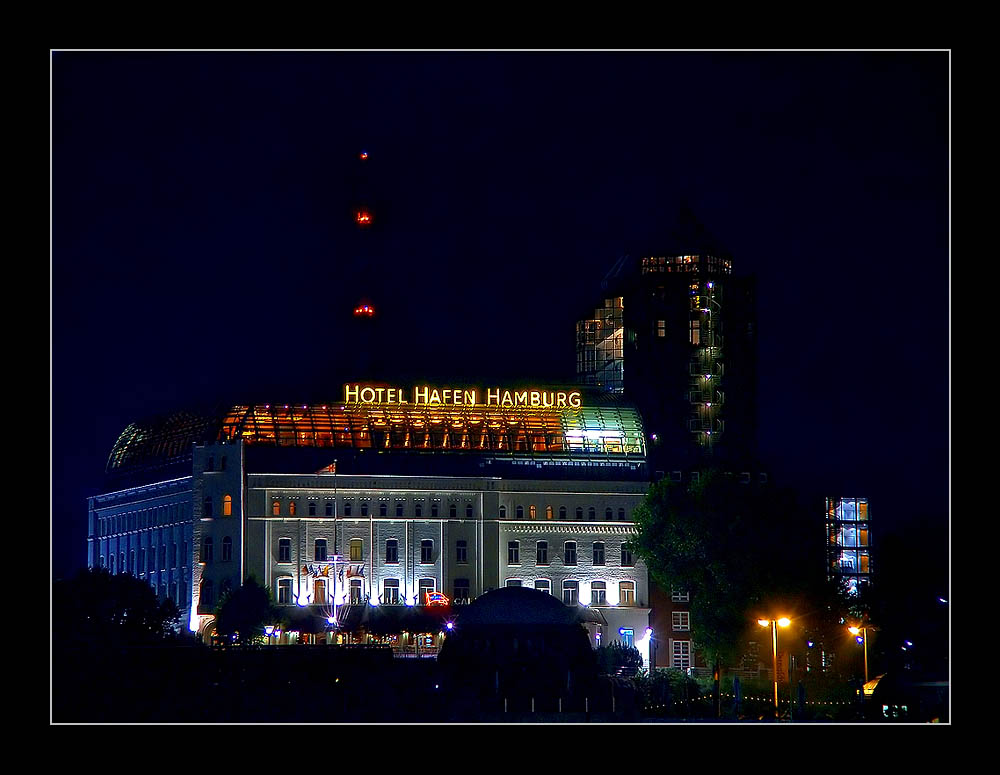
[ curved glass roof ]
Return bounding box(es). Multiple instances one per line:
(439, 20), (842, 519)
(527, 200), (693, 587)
(107, 389), (645, 474)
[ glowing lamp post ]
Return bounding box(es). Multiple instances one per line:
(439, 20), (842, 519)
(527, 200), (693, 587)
(757, 616), (791, 717)
(848, 625), (869, 684)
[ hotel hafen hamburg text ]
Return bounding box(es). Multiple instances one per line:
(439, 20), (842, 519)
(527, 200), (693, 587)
(89, 384), (671, 668)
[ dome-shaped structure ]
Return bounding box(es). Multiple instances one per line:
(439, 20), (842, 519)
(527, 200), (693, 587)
(454, 586), (583, 627)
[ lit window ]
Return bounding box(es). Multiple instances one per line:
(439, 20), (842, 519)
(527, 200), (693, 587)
(272, 501), (281, 516)
(289, 501), (297, 516)
(350, 539), (363, 562)
(420, 540), (433, 564)
(593, 542), (605, 566)
(545, 505), (553, 520)
(221, 495), (232, 517)
(656, 320), (666, 338)
(529, 505), (537, 519)
(314, 539), (328, 561)
(591, 581), (607, 605)
(508, 541), (520, 565)
(536, 541), (548, 565)
(619, 581), (635, 606)
(278, 538), (291, 563)
(562, 580), (579, 605)
(314, 578), (328, 605)
(385, 539), (399, 564)
(564, 542), (577, 566)
(673, 611), (691, 631)
(455, 540), (468, 564)
(621, 628), (635, 647)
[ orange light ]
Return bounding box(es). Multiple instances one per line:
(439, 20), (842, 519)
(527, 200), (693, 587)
(356, 210), (373, 225)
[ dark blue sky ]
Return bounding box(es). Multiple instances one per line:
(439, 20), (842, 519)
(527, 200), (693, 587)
(52, 51), (949, 578)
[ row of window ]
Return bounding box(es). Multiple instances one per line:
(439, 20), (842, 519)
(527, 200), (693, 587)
(200, 536), (234, 563)
(507, 541), (632, 567)
(272, 576), (642, 608)
(274, 537), (635, 568)
(266, 500), (631, 521)
(203, 495), (233, 518)
(504, 578), (638, 606)
(98, 504), (187, 536)
(100, 541), (190, 574)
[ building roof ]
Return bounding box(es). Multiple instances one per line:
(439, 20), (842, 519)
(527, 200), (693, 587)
(454, 586), (602, 628)
(106, 388), (646, 478)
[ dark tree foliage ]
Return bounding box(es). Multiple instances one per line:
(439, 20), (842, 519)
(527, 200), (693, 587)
(53, 567), (180, 647)
(596, 642), (644, 674)
(632, 469), (835, 666)
(213, 576), (283, 645)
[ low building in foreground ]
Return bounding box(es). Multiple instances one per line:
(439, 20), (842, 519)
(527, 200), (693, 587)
(88, 383), (655, 667)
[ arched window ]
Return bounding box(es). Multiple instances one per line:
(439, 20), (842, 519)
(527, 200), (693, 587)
(289, 501), (297, 516)
(516, 505), (524, 519)
(466, 503), (473, 518)
(379, 502), (388, 516)
(576, 507), (584, 521)
(396, 502), (404, 517)
(559, 506), (567, 520)
(272, 501), (281, 516)
(308, 502), (316, 516)
(605, 507), (613, 521)
(499, 505), (507, 519)
(222, 536), (232, 562)
(203, 496), (213, 518)
(223, 495), (232, 517)
(588, 507), (596, 521)
(202, 536), (214, 563)
(201, 579), (214, 607)
(414, 503), (421, 518)
(206, 456), (214, 472)
(529, 505), (537, 519)
(361, 502), (369, 516)
(431, 503), (439, 518)
(449, 503), (457, 518)
(545, 505), (553, 520)
(326, 502), (334, 516)
(315, 538), (328, 561)
(344, 502), (353, 516)
(618, 508), (626, 521)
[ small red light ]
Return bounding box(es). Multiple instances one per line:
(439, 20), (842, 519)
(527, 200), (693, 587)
(356, 210), (372, 225)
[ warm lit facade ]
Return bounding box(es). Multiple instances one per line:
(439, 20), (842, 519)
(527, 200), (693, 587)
(88, 386), (655, 666)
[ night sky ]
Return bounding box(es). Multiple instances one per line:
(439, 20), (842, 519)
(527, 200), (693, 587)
(52, 51), (949, 581)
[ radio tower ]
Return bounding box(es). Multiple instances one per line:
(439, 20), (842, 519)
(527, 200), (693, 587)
(350, 147), (382, 380)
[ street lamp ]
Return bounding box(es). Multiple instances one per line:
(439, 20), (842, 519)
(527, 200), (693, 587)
(757, 616), (791, 717)
(848, 625), (869, 684)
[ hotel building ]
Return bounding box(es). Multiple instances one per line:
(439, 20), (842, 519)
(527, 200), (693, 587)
(88, 385), (659, 667)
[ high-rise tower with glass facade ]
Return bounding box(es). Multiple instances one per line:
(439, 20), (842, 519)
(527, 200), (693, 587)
(576, 210), (757, 474)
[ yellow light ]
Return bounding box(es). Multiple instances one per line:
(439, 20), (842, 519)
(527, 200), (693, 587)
(777, 617), (791, 628)
(757, 619), (770, 627)
(848, 626), (861, 635)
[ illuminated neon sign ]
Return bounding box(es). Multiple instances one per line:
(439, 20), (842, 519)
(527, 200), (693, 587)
(343, 384), (583, 409)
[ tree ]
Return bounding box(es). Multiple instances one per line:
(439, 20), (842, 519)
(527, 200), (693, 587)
(632, 469), (828, 666)
(596, 642), (644, 674)
(53, 567), (181, 647)
(213, 576), (283, 645)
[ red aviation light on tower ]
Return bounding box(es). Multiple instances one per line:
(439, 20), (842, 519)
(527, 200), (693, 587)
(355, 209), (373, 226)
